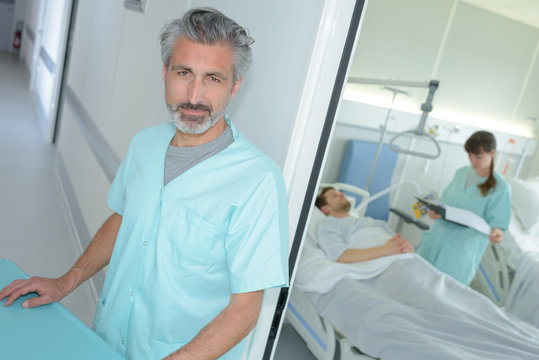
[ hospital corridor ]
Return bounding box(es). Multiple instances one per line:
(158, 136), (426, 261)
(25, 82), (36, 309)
(3, 0), (539, 359)
(0, 51), (97, 326)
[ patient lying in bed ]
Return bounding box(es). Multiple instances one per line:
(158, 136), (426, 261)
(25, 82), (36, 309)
(315, 186), (414, 263)
(296, 186), (539, 360)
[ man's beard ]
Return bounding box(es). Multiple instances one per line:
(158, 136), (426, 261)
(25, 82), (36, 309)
(167, 102), (227, 135)
(340, 200), (351, 212)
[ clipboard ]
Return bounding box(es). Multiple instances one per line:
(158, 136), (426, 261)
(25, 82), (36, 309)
(414, 197), (491, 235)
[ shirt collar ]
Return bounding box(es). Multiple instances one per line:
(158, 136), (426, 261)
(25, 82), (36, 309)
(225, 114), (239, 140)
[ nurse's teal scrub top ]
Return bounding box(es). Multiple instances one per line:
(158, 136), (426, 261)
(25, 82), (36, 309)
(93, 119), (289, 360)
(417, 166), (511, 285)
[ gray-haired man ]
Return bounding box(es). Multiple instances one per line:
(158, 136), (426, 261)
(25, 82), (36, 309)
(1, 8), (289, 359)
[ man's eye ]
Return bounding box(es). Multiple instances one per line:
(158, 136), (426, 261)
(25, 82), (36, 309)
(177, 71), (189, 76)
(209, 76), (221, 83)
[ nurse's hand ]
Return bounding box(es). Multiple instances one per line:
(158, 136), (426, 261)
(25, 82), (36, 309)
(489, 228), (503, 243)
(0, 275), (73, 308)
(427, 209), (442, 220)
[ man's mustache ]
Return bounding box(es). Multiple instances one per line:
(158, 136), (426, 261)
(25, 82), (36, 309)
(171, 102), (212, 114)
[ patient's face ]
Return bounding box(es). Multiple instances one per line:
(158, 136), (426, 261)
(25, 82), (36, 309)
(324, 189), (351, 213)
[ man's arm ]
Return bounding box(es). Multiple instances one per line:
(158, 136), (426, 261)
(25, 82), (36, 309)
(0, 213), (122, 308)
(336, 234), (414, 263)
(164, 290), (264, 360)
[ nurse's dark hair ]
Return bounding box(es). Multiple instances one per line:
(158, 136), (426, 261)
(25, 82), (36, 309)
(315, 186), (335, 210)
(464, 131), (496, 196)
(159, 7), (254, 83)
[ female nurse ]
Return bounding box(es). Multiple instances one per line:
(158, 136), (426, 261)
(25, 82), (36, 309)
(417, 131), (511, 285)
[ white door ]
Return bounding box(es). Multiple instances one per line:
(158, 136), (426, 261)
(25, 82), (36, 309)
(33, 0), (72, 143)
(0, 2), (14, 52)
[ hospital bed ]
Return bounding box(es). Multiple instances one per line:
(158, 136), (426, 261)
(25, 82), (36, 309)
(285, 182), (539, 360)
(285, 183), (378, 360)
(285, 182), (426, 360)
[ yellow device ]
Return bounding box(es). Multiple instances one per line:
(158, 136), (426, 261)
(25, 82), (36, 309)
(412, 192), (437, 219)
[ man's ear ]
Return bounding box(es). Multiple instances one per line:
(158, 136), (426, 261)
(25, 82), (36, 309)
(230, 77), (243, 98)
(162, 64), (167, 81)
(320, 205), (330, 216)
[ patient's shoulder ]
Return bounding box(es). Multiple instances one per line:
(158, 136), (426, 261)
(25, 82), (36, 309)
(318, 216), (337, 228)
(318, 216), (344, 230)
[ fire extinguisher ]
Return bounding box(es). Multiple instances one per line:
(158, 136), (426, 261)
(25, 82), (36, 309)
(13, 21), (23, 49)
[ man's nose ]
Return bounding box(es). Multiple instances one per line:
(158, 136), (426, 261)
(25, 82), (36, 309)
(187, 78), (205, 104)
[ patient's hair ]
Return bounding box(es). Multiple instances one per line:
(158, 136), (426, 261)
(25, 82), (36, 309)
(315, 186), (335, 209)
(464, 131), (496, 196)
(159, 7), (254, 82)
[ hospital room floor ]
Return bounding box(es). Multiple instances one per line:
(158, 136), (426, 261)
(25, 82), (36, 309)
(274, 321), (318, 359)
(0, 51), (96, 327)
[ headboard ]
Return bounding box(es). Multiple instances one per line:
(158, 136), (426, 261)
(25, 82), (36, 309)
(338, 139), (399, 220)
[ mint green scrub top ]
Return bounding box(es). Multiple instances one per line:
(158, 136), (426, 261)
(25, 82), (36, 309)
(93, 119), (289, 360)
(417, 166), (511, 285)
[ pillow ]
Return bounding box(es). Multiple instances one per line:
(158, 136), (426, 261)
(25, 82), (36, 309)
(506, 177), (539, 234)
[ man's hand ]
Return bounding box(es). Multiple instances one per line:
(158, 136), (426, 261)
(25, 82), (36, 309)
(384, 233), (414, 255)
(0, 274), (74, 308)
(0, 213), (122, 309)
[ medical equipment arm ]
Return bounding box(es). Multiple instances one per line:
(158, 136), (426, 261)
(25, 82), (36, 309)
(389, 208), (430, 230)
(163, 290), (264, 360)
(389, 80), (441, 159)
(0, 213), (122, 308)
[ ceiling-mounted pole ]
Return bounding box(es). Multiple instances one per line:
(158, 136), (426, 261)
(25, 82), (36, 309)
(348, 77), (430, 88)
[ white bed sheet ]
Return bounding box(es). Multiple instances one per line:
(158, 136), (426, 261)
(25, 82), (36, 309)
(500, 209), (539, 270)
(295, 220), (539, 359)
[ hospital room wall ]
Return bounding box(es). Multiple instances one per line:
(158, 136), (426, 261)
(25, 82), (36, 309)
(319, 0), (539, 241)
(347, 0), (539, 136)
(321, 100), (537, 244)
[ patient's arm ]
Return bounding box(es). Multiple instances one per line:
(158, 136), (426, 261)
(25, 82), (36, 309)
(337, 234), (414, 263)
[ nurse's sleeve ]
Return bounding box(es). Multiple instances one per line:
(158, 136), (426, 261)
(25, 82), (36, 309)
(485, 181), (511, 230)
(225, 170), (289, 294)
(107, 134), (139, 216)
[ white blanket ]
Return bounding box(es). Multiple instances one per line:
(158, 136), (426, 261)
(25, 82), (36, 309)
(505, 252), (539, 328)
(500, 209), (539, 270)
(294, 234), (415, 294)
(294, 241), (539, 360)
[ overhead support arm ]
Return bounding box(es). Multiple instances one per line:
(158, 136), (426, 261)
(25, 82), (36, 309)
(348, 77), (430, 89)
(348, 76), (441, 160)
(389, 80), (441, 159)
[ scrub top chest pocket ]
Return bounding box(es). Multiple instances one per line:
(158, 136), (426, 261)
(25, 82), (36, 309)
(161, 204), (226, 268)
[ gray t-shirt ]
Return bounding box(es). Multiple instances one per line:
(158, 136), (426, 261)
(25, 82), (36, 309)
(317, 216), (394, 261)
(164, 125), (234, 185)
